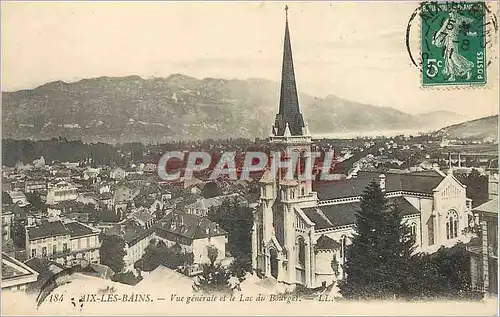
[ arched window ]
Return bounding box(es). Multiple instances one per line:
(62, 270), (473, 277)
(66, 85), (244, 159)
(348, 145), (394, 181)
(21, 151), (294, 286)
(298, 150), (307, 176)
(296, 237), (306, 267)
(340, 235), (347, 260)
(410, 222), (417, 238)
(446, 210), (459, 239)
(257, 226), (263, 252)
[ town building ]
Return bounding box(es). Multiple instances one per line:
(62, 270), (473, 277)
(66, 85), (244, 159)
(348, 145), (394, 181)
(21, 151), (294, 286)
(2, 210), (14, 242)
(488, 171), (498, 200)
(185, 193), (248, 216)
(24, 179), (47, 193)
(105, 219), (155, 270)
(46, 181), (78, 204)
(25, 220), (101, 266)
(155, 212), (228, 265)
(251, 9), (476, 289)
(469, 198), (498, 295)
(110, 167), (126, 180)
(8, 190), (29, 206)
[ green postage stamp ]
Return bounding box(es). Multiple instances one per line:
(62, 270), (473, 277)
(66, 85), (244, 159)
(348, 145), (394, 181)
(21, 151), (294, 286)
(420, 2), (486, 86)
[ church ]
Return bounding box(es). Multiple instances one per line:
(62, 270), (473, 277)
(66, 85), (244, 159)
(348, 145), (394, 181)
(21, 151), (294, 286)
(251, 7), (475, 289)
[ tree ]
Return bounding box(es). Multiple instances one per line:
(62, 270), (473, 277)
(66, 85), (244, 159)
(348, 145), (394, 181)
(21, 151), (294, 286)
(2, 192), (13, 205)
(155, 204), (165, 220)
(201, 181), (220, 198)
(460, 169), (488, 207)
(165, 244), (184, 269)
(99, 234), (126, 273)
(330, 254), (340, 278)
(207, 245), (219, 265)
(136, 240), (168, 272)
(193, 262), (232, 294)
(111, 271), (143, 286)
(26, 192), (45, 212)
(207, 200), (253, 270)
(11, 219), (26, 248)
(407, 243), (480, 300)
(338, 181), (414, 300)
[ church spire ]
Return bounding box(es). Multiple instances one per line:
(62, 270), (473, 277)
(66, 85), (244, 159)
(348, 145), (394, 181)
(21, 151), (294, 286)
(274, 5), (305, 136)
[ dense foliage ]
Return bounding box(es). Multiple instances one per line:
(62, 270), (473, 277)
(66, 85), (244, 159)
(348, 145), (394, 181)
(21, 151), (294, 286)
(207, 197), (253, 272)
(135, 239), (194, 272)
(338, 181), (415, 300)
(111, 271), (143, 286)
(99, 234), (126, 273)
(339, 181), (481, 301)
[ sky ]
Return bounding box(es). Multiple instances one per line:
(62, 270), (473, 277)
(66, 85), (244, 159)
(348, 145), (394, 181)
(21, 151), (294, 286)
(1, 1), (498, 119)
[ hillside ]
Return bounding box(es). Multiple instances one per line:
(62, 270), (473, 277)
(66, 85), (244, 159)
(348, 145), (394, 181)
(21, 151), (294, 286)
(434, 115), (498, 141)
(2, 75), (466, 143)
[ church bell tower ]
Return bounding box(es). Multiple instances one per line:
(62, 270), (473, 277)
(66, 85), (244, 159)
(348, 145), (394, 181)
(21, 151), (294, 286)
(252, 6), (318, 287)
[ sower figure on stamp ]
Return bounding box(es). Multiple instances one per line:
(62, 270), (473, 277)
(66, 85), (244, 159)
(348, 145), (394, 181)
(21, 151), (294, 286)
(432, 9), (477, 81)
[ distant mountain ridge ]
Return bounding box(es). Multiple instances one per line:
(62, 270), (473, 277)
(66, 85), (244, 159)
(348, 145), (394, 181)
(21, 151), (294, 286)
(2, 75), (467, 143)
(434, 115), (498, 141)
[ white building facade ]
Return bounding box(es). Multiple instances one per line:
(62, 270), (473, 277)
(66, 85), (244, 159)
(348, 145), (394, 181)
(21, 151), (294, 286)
(26, 220), (101, 266)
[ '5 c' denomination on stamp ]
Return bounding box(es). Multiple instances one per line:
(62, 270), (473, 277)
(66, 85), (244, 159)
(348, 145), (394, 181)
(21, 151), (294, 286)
(421, 2), (486, 86)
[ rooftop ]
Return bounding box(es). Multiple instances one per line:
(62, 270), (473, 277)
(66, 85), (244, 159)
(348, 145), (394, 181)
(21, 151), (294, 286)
(26, 220), (98, 241)
(473, 198), (498, 215)
(65, 221), (96, 237)
(26, 220), (68, 240)
(2, 253), (39, 284)
(313, 171), (445, 200)
(106, 219), (154, 246)
(132, 211), (155, 224)
(315, 235), (341, 250)
(156, 212), (227, 240)
(303, 196), (420, 230)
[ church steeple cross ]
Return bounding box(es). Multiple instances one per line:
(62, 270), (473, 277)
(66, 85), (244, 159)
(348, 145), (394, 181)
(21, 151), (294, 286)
(273, 4), (305, 137)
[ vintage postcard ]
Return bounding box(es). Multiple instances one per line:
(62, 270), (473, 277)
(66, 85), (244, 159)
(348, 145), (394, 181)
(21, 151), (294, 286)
(1, 1), (499, 316)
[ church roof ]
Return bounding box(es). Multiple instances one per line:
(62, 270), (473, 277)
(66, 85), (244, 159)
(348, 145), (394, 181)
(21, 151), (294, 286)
(303, 196), (421, 230)
(273, 6), (305, 137)
(315, 235), (341, 250)
(313, 171), (444, 200)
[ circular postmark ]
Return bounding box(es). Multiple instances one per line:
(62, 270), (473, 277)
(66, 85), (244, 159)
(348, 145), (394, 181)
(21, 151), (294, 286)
(405, 1), (498, 86)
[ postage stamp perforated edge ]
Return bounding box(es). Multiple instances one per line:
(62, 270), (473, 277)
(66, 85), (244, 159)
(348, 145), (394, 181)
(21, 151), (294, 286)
(417, 1), (498, 91)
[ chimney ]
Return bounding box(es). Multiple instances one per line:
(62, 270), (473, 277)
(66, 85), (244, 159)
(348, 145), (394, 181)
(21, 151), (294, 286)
(379, 174), (386, 192)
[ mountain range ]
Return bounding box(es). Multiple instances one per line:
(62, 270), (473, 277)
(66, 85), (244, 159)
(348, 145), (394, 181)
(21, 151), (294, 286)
(2, 74), (468, 143)
(434, 115), (499, 142)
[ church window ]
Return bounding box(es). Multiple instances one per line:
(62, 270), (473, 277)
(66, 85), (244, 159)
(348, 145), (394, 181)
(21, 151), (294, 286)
(427, 216), (435, 245)
(446, 210), (459, 239)
(410, 222), (417, 238)
(340, 235), (347, 260)
(296, 237), (306, 267)
(298, 151), (307, 176)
